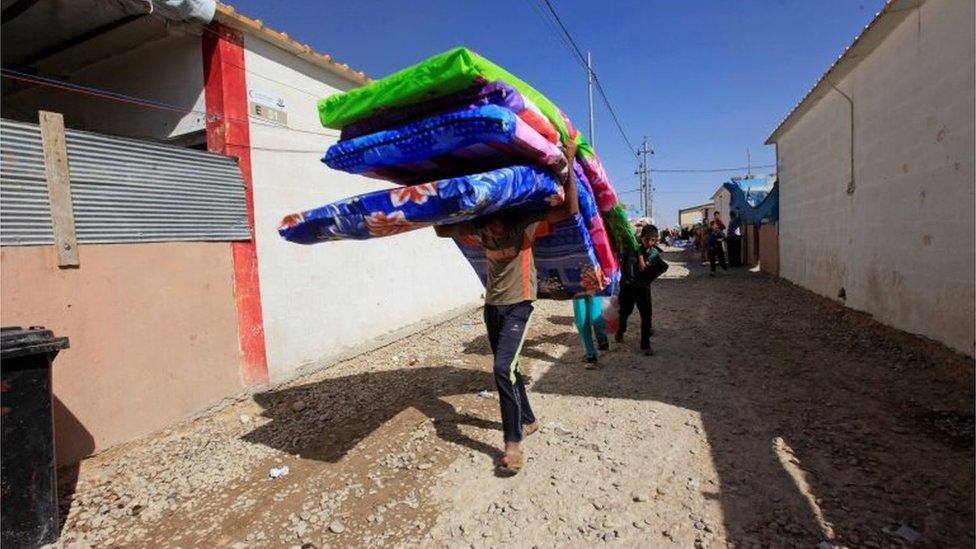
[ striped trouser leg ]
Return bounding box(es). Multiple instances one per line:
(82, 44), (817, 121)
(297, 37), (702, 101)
(485, 301), (535, 443)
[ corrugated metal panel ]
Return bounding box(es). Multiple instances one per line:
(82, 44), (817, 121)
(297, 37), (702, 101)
(0, 118), (250, 245)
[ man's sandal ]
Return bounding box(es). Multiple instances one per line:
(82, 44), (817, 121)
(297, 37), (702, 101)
(523, 421), (540, 437)
(500, 448), (524, 474)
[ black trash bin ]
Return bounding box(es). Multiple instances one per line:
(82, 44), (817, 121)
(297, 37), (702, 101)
(1, 326), (69, 548)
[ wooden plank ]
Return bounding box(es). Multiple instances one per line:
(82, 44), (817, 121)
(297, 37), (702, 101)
(39, 111), (79, 267)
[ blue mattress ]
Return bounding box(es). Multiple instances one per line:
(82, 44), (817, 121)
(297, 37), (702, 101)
(323, 104), (565, 185)
(278, 165), (563, 244)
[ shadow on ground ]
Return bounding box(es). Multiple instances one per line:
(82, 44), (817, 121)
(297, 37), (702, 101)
(244, 248), (974, 546)
(55, 396), (94, 534)
(244, 365), (505, 463)
(529, 248), (975, 546)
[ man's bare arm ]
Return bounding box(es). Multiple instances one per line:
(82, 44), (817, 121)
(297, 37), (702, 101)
(545, 140), (580, 223)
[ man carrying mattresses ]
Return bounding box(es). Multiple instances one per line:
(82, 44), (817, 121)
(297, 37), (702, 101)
(434, 142), (580, 474)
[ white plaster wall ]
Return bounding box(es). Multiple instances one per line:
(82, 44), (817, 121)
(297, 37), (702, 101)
(775, 0), (975, 355)
(3, 33), (205, 140)
(243, 37), (483, 381)
(711, 188), (731, 225)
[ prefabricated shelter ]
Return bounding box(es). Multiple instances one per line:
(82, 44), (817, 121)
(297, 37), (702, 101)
(711, 176), (774, 224)
(0, 1), (482, 465)
(711, 177), (779, 273)
(678, 202), (714, 230)
(765, 0), (974, 355)
(711, 187), (732, 227)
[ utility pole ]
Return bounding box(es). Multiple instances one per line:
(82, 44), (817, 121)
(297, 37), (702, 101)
(746, 147), (752, 178)
(586, 51), (595, 147)
(648, 154), (654, 222)
(635, 137), (654, 220)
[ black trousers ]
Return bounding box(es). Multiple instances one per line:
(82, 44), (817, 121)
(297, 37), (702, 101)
(708, 246), (728, 272)
(484, 301), (537, 443)
(727, 235), (742, 267)
(618, 286), (652, 349)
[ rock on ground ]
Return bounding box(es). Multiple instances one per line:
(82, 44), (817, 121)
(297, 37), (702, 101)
(54, 248), (974, 548)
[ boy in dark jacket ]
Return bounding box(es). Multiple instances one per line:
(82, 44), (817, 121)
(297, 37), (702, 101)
(706, 220), (728, 276)
(615, 224), (668, 356)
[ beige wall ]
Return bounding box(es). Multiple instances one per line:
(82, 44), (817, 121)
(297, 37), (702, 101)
(0, 243), (243, 465)
(774, 0), (975, 355)
(679, 204), (714, 229)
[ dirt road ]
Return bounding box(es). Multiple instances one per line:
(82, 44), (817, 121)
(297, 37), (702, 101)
(56, 248), (974, 548)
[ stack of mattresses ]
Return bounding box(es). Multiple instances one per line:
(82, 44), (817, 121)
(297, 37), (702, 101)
(279, 47), (638, 298)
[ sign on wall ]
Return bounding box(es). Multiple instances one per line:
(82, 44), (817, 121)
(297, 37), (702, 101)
(248, 88), (288, 125)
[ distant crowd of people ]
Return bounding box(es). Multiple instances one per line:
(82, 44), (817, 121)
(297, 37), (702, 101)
(683, 211), (743, 275)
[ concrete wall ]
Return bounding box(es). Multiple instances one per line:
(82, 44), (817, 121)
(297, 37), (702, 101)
(242, 36), (483, 382)
(3, 32), (205, 140)
(775, 0), (975, 355)
(0, 244), (243, 466)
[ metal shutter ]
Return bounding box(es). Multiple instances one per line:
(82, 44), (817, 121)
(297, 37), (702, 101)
(0, 118), (250, 245)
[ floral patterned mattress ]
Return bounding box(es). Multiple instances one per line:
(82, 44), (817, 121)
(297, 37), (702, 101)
(454, 169), (616, 299)
(277, 165), (563, 244)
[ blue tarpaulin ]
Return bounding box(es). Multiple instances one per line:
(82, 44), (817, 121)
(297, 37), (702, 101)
(724, 177), (778, 224)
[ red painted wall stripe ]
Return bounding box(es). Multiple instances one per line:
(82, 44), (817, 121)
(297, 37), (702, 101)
(203, 23), (269, 386)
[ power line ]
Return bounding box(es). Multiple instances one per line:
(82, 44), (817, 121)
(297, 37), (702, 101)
(526, 0), (581, 62)
(6, 44), (777, 181)
(2, 69), (197, 115)
(540, 0), (588, 65)
(589, 74), (637, 155)
(197, 25), (329, 102)
(535, 0), (638, 155)
(0, 68), (342, 139)
(650, 164), (776, 174)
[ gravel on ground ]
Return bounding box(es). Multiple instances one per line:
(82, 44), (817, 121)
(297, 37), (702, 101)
(55, 248), (974, 548)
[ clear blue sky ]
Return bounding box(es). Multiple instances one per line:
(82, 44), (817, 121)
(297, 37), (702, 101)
(230, 0), (885, 227)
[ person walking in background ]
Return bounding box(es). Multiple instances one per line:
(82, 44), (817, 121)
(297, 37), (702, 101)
(573, 295), (609, 368)
(726, 210), (742, 267)
(696, 223), (708, 265)
(713, 210), (726, 230)
(616, 225), (668, 356)
(706, 220), (728, 276)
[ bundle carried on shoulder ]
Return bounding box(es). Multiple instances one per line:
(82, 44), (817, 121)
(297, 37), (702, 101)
(279, 46), (639, 298)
